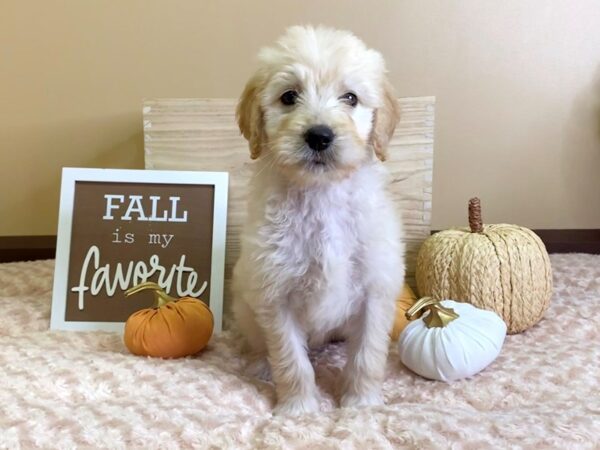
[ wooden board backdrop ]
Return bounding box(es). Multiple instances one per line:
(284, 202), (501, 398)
(144, 97), (435, 323)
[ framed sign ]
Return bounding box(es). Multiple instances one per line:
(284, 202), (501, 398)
(50, 168), (228, 333)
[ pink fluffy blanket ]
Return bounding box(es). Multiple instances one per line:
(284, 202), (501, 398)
(1, 254), (599, 449)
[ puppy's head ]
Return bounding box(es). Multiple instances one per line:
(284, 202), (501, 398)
(237, 26), (400, 185)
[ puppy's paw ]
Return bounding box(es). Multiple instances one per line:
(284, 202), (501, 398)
(340, 390), (384, 408)
(244, 357), (272, 382)
(273, 394), (320, 416)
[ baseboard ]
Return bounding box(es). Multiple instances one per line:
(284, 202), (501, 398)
(0, 235), (57, 263)
(532, 229), (600, 254)
(1, 230), (599, 263)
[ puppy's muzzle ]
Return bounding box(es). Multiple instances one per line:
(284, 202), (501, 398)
(304, 125), (335, 151)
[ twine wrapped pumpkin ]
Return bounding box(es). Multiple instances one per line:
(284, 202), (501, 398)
(416, 198), (552, 334)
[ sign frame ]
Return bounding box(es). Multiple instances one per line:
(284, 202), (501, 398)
(50, 167), (228, 333)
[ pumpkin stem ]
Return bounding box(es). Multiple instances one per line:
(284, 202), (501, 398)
(468, 197), (484, 233)
(405, 296), (460, 328)
(125, 282), (177, 308)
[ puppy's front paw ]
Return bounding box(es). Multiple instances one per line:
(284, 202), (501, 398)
(273, 394), (320, 416)
(340, 390), (384, 408)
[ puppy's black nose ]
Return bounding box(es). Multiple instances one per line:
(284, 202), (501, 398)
(304, 125), (334, 151)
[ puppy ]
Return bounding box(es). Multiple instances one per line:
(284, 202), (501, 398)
(232, 26), (404, 415)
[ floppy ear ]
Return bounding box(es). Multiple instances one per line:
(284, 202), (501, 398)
(370, 79), (401, 161)
(236, 74), (266, 160)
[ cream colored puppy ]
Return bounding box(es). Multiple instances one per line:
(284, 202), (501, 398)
(232, 26), (403, 415)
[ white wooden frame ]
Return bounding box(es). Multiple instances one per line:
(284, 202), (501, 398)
(50, 167), (229, 332)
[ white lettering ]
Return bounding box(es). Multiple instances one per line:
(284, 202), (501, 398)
(70, 247), (208, 309)
(112, 227), (121, 243)
(71, 245), (99, 309)
(103, 195), (125, 220)
(147, 233), (175, 248)
(161, 234), (174, 248)
(121, 195), (147, 221)
(169, 197), (188, 222)
(149, 196), (168, 222)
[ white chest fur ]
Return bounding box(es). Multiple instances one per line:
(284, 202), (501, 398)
(264, 180), (361, 341)
(236, 162), (400, 345)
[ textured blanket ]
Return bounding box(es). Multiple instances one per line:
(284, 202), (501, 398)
(1, 254), (599, 449)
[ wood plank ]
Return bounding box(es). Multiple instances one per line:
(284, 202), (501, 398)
(144, 97), (435, 316)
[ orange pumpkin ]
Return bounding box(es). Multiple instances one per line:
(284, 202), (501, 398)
(390, 283), (419, 341)
(124, 282), (213, 358)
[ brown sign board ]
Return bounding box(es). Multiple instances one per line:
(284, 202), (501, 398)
(51, 168), (228, 332)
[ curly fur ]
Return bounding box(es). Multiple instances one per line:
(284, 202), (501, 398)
(232, 25), (403, 415)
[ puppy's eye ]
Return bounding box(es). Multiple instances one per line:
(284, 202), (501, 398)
(339, 92), (358, 107)
(280, 90), (298, 106)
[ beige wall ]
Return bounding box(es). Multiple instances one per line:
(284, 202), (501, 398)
(2, 0), (599, 236)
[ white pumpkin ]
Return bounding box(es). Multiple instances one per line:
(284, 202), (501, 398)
(398, 298), (507, 382)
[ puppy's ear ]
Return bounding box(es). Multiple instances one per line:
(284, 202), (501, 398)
(236, 74), (266, 160)
(370, 79), (401, 161)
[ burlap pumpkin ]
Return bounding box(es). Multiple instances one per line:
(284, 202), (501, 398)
(416, 198), (552, 334)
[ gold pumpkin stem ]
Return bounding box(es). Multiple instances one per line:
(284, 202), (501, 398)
(405, 296), (460, 328)
(468, 197), (484, 233)
(125, 282), (177, 308)
(406, 297), (439, 320)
